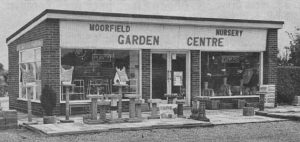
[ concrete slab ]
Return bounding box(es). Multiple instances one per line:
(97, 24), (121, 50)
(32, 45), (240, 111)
(206, 109), (286, 125)
(24, 118), (212, 136)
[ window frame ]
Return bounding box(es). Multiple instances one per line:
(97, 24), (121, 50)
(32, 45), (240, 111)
(18, 47), (41, 102)
(59, 48), (142, 103)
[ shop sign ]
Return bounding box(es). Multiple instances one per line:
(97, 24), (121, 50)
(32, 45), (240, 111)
(265, 93), (275, 107)
(92, 54), (112, 62)
(60, 21), (267, 52)
(221, 56), (240, 63)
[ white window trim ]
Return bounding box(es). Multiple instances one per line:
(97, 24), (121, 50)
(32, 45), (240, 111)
(19, 47), (41, 102)
(59, 48), (142, 103)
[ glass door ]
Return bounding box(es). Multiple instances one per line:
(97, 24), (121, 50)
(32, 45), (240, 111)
(151, 53), (168, 99)
(151, 51), (189, 105)
(171, 53), (186, 100)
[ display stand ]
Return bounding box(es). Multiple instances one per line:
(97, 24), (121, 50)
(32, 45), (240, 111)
(84, 94), (110, 124)
(23, 83), (38, 125)
(124, 94), (143, 122)
(164, 94), (178, 104)
(190, 96), (210, 122)
(106, 94), (125, 123)
(148, 99), (163, 119)
(60, 83), (75, 123)
(113, 84), (128, 119)
(176, 99), (185, 118)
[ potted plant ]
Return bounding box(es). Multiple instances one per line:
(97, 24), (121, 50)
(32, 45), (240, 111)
(40, 85), (57, 124)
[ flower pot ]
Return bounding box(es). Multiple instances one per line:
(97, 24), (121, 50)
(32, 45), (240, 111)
(43, 116), (56, 124)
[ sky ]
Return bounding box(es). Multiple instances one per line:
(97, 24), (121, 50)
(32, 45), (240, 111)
(1, 0), (300, 70)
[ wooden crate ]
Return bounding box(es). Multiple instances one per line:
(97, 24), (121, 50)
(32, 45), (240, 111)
(233, 99), (246, 109)
(206, 100), (220, 110)
(220, 102), (234, 109)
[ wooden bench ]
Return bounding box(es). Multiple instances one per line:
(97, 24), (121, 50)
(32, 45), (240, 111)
(206, 95), (260, 109)
(69, 100), (92, 115)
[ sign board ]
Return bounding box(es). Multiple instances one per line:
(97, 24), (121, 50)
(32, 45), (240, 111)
(92, 54), (112, 62)
(158, 104), (177, 119)
(221, 56), (240, 63)
(173, 71), (183, 86)
(60, 21), (267, 52)
(264, 93), (275, 107)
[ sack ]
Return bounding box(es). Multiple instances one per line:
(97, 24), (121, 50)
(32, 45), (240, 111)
(61, 66), (74, 85)
(113, 67), (128, 85)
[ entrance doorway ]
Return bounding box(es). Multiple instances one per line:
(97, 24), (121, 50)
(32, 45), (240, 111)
(151, 51), (190, 105)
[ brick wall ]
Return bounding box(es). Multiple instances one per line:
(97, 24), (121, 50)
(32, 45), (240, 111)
(263, 29), (278, 85)
(7, 19), (61, 115)
(191, 50), (200, 100)
(142, 49), (150, 101)
(263, 29), (278, 106)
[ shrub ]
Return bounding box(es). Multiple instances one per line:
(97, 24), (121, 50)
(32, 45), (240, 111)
(40, 85), (57, 116)
(277, 66), (300, 104)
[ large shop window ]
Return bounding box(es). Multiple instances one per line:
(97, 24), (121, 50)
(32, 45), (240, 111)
(19, 48), (41, 101)
(201, 52), (260, 96)
(61, 49), (140, 101)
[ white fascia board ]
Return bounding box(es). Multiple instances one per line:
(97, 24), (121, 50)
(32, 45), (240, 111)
(48, 13), (283, 29)
(7, 13), (283, 44)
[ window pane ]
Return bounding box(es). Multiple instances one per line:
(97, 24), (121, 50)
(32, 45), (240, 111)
(36, 81), (41, 100)
(21, 49), (34, 63)
(35, 62), (41, 80)
(61, 49), (140, 100)
(201, 52), (260, 96)
(35, 48), (41, 61)
(21, 86), (26, 99)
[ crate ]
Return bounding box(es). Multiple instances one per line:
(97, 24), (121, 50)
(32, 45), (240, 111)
(233, 99), (246, 109)
(220, 102), (234, 109)
(206, 100), (220, 110)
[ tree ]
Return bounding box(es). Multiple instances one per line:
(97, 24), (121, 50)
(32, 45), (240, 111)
(285, 28), (300, 66)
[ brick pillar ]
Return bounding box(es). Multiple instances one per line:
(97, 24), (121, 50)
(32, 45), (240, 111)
(263, 29), (278, 106)
(191, 50), (200, 101)
(263, 29), (278, 85)
(42, 19), (61, 115)
(142, 49), (151, 101)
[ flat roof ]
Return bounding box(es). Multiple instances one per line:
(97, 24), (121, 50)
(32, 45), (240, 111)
(6, 9), (284, 43)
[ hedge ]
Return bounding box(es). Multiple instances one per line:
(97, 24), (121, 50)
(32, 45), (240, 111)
(277, 66), (300, 104)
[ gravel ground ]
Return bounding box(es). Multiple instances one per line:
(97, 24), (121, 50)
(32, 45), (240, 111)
(1, 121), (300, 142)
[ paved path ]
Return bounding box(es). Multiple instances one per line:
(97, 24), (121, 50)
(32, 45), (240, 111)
(22, 109), (286, 136)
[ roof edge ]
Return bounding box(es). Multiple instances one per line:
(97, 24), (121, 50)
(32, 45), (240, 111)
(6, 9), (285, 43)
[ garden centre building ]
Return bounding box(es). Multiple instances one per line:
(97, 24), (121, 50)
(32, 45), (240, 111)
(6, 9), (283, 115)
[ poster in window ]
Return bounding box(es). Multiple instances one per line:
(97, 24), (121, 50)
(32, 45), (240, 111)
(173, 71), (183, 86)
